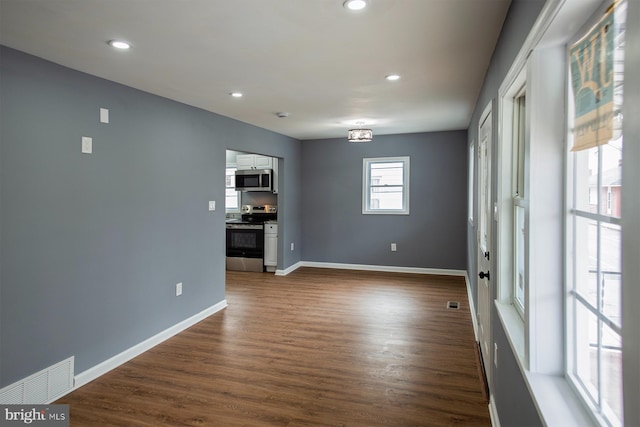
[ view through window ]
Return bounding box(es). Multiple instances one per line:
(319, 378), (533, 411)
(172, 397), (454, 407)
(362, 157), (410, 215)
(225, 167), (239, 212)
(513, 89), (526, 316)
(567, 1), (626, 425)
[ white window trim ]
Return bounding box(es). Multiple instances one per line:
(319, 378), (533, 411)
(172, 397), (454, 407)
(495, 0), (609, 426)
(362, 157), (410, 215)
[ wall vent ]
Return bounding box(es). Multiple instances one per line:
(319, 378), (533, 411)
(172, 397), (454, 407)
(447, 301), (460, 309)
(0, 357), (74, 404)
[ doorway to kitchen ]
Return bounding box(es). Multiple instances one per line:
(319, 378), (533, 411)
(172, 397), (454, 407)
(225, 149), (280, 273)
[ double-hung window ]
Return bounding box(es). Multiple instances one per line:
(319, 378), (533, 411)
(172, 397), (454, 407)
(362, 157), (410, 215)
(512, 89), (527, 316)
(225, 167), (240, 212)
(468, 143), (475, 224)
(566, 2), (626, 425)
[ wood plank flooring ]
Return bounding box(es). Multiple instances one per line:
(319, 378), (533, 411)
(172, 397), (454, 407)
(58, 268), (490, 426)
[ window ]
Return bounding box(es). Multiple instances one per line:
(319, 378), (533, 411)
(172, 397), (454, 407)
(225, 167), (240, 212)
(567, 2), (626, 425)
(513, 89), (527, 316)
(468, 142), (475, 224)
(362, 157), (409, 215)
(493, 0), (633, 425)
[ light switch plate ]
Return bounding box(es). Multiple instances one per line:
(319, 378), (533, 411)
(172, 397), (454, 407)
(208, 201), (216, 211)
(100, 108), (109, 124)
(81, 136), (92, 154)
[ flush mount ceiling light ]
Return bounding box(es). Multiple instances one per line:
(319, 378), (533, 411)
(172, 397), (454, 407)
(385, 74), (401, 81)
(343, 0), (368, 11)
(107, 40), (131, 50)
(348, 122), (373, 143)
(229, 92), (243, 98)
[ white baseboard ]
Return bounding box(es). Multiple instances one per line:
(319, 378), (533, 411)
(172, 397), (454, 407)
(465, 272), (479, 340)
(73, 299), (227, 391)
(275, 261), (304, 276)
(279, 261), (466, 277)
(489, 394), (501, 427)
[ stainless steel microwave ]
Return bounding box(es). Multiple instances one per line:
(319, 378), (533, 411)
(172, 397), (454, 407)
(234, 169), (272, 192)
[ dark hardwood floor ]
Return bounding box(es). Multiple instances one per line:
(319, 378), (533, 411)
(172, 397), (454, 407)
(58, 268), (490, 426)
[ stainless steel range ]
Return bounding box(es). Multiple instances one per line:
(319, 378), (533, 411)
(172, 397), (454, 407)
(225, 205), (277, 272)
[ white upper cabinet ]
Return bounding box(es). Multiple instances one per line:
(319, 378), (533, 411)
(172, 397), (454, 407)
(236, 154), (273, 170)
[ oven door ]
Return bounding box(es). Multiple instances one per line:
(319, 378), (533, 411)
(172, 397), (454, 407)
(226, 225), (264, 258)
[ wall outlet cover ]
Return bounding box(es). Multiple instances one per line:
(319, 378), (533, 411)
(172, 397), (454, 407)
(81, 136), (92, 154)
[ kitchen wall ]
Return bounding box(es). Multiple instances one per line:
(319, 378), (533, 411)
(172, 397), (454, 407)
(301, 131), (467, 270)
(0, 46), (301, 387)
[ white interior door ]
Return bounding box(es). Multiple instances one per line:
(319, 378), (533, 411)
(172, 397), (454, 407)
(477, 103), (493, 390)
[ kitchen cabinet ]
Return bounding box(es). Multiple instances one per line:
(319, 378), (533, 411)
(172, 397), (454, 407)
(264, 222), (277, 272)
(236, 154), (273, 170)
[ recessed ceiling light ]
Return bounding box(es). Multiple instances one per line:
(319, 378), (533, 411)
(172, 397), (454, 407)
(230, 92), (243, 98)
(108, 40), (131, 50)
(343, 0), (368, 11)
(386, 74), (401, 81)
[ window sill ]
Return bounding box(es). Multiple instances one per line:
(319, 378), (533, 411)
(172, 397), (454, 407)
(362, 210), (410, 215)
(495, 301), (525, 362)
(495, 302), (596, 427)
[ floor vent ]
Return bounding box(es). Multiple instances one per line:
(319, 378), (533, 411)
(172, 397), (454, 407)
(447, 301), (460, 309)
(0, 357), (74, 404)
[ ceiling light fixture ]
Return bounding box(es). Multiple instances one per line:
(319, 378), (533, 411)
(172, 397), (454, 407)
(348, 122), (373, 143)
(108, 40), (131, 50)
(385, 74), (401, 81)
(343, 0), (368, 11)
(230, 92), (243, 98)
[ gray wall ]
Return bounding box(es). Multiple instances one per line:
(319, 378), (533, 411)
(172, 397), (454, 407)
(0, 46), (302, 387)
(301, 131), (467, 270)
(466, 0), (546, 425)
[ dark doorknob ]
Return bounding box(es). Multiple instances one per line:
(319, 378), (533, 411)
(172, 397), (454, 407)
(479, 271), (490, 280)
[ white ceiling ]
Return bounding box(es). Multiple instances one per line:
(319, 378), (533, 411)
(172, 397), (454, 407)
(0, 0), (511, 140)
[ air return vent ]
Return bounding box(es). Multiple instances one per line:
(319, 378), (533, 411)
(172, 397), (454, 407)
(447, 301), (460, 309)
(0, 357), (74, 404)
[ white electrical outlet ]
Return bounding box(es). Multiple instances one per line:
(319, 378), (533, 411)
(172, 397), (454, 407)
(391, 243), (397, 252)
(208, 201), (216, 211)
(176, 282), (183, 296)
(290, 242), (294, 251)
